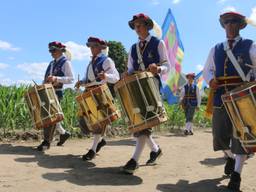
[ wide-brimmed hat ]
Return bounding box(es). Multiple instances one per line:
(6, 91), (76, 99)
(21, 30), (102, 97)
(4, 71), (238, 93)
(128, 13), (154, 30)
(219, 12), (247, 29)
(86, 37), (107, 49)
(186, 73), (195, 79)
(48, 41), (66, 52)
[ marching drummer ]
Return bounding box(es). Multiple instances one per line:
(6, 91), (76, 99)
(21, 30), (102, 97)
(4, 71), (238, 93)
(203, 11), (256, 191)
(75, 37), (119, 161)
(37, 41), (74, 151)
(179, 73), (201, 135)
(121, 13), (170, 174)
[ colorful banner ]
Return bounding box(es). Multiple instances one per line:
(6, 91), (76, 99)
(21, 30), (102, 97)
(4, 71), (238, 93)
(161, 8), (184, 104)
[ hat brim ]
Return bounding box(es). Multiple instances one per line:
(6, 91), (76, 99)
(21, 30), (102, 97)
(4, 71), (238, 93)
(186, 74), (195, 79)
(128, 18), (154, 30)
(49, 46), (65, 52)
(219, 12), (247, 29)
(86, 42), (107, 49)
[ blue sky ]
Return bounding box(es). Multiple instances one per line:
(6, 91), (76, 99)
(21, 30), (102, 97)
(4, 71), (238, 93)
(0, 0), (256, 86)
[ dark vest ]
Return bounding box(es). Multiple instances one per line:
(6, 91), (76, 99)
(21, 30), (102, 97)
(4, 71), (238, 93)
(86, 55), (116, 97)
(45, 56), (67, 99)
(183, 84), (198, 107)
(131, 36), (162, 88)
(213, 38), (253, 106)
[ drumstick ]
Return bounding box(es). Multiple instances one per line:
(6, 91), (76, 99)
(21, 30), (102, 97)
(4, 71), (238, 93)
(32, 79), (38, 86)
(80, 67), (112, 87)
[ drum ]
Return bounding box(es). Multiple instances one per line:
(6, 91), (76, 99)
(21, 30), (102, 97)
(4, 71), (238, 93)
(222, 82), (256, 153)
(114, 72), (167, 133)
(24, 84), (64, 129)
(76, 83), (119, 132)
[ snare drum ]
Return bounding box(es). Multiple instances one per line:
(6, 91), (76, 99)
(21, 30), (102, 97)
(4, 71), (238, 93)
(222, 82), (256, 153)
(76, 83), (119, 133)
(114, 72), (167, 133)
(24, 84), (64, 129)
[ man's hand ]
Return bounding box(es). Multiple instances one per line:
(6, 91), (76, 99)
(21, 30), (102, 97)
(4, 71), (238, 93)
(209, 79), (219, 90)
(46, 76), (57, 83)
(148, 63), (160, 75)
(98, 71), (106, 80)
(75, 81), (82, 89)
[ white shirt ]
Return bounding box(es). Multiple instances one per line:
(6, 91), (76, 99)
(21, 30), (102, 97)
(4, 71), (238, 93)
(127, 35), (170, 75)
(203, 36), (256, 84)
(48, 55), (74, 84)
(82, 53), (120, 84)
(180, 83), (201, 107)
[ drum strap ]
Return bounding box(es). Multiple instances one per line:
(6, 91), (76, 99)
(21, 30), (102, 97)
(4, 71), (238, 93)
(224, 42), (249, 82)
(136, 43), (146, 71)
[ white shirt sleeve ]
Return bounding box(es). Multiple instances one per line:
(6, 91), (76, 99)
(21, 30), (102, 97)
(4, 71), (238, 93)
(56, 60), (74, 84)
(179, 87), (185, 102)
(127, 48), (134, 75)
(102, 57), (120, 84)
(249, 42), (256, 78)
(158, 40), (170, 75)
(196, 86), (201, 107)
(203, 47), (215, 84)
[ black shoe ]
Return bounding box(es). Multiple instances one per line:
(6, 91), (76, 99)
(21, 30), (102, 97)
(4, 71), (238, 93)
(82, 149), (96, 161)
(96, 139), (106, 153)
(57, 132), (71, 146)
(121, 158), (138, 174)
(224, 157), (235, 175)
(189, 131), (194, 135)
(227, 171), (241, 192)
(184, 130), (189, 135)
(146, 148), (163, 165)
(37, 140), (50, 151)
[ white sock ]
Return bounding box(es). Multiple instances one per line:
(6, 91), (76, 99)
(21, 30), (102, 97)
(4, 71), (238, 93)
(91, 134), (102, 153)
(185, 123), (189, 131)
(234, 154), (247, 174)
(189, 122), (193, 132)
(146, 135), (159, 152)
(224, 150), (235, 159)
(132, 135), (146, 162)
(56, 123), (66, 135)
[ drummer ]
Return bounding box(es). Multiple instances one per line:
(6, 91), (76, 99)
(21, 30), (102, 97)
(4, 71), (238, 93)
(37, 41), (74, 151)
(203, 11), (256, 191)
(121, 13), (170, 174)
(75, 37), (119, 161)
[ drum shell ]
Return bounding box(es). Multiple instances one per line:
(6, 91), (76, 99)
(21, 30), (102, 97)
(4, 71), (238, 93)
(222, 82), (256, 152)
(76, 83), (119, 133)
(114, 72), (167, 133)
(24, 84), (64, 129)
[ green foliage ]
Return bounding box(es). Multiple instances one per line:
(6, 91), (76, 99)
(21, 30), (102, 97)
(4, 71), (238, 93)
(108, 41), (128, 74)
(0, 85), (211, 137)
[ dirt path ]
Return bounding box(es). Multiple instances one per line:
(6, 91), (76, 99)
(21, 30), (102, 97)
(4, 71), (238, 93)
(0, 129), (255, 192)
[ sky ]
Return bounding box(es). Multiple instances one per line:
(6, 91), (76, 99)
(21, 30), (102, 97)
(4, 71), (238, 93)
(0, 0), (256, 87)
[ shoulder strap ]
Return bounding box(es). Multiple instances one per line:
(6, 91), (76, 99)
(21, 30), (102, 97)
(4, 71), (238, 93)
(136, 43), (146, 71)
(223, 42), (248, 82)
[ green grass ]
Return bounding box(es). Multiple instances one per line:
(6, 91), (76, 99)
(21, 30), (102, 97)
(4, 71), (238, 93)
(0, 85), (211, 137)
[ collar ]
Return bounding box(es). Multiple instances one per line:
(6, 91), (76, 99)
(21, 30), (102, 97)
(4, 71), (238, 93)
(91, 53), (104, 60)
(55, 55), (65, 62)
(138, 34), (152, 42)
(227, 35), (241, 44)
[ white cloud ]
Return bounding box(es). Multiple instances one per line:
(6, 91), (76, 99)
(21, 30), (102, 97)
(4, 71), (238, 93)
(218, 0), (228, 4)
(172, 0), (181, 4)
(0, 40), (20, 51)
(64, 41), (91, 61)
(248, 6), (256, 26)
(17, 62), (48, 80)
(0, 78), (33, 86)
(0, 63), (9, 69)
(151, 0), (160, 5)
(221, 6), (236, 13)
(196, 64), (204, 71)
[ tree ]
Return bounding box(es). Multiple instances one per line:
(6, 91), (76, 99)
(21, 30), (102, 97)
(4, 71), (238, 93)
(107, 41), (128, 74)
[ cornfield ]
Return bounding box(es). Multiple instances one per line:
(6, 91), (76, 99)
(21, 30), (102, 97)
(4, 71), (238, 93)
(0, 85), (211, 137)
